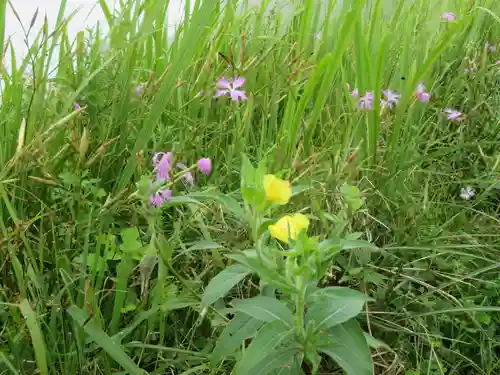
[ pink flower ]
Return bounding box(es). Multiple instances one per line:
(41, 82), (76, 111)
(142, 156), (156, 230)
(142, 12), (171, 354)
(197, 158), (212, 176)
(215, 77), (247, 102)
(346, 83), (359, 98)
(176, 163), (194, 185)
(150, 189), (172, 207)
(153, 152), (173, 182)
(415, 83), (431, 103)
(441, 12), (456, 21)
(358, 91), (374, 111)
(382, 89), (400, 108)
(444, 108), (463, 121)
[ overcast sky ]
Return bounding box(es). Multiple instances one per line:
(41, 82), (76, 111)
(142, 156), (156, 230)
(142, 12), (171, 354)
(5, 0), (185, 70)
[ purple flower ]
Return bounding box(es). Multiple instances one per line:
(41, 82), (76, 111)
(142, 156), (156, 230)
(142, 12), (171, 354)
(444, 108), (463, 121)
(496, 61), (500, 65)
(441, 12), (456, 21)
(176, 162), (194, 185)
(150, 189), (172, 207)
(215, 77), (247, 102)
(358, 91), (374, 111)
(153, 152), (173, 182)
(415, 83), (431, 103)
(74, 103), (81, 111)
(197, 158), (212, 176)
(382, 89), (400, 109)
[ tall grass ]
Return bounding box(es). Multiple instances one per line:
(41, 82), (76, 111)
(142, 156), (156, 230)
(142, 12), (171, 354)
(0, 0), (499, 374)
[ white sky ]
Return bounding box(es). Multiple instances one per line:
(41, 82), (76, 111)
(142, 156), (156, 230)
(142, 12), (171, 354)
(5, 0), (186, 70)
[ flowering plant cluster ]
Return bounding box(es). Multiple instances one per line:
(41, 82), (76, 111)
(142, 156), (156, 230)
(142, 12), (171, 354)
(136, 151), (212, 209)
(200, 155), (377, 375)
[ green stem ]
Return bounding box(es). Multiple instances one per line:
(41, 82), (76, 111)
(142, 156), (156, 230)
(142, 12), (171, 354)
(295, 275), (306, 340)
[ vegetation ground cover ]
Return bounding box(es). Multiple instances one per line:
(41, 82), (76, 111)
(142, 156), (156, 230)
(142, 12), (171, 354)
(0, 0), (499, 374)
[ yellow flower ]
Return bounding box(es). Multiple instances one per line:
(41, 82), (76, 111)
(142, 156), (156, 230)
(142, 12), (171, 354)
(263, 174), (292, 205)
(269, 214), (310, 243)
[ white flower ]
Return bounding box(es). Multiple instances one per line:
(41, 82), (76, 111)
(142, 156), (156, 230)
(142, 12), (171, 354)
(459, 186), (475, 200)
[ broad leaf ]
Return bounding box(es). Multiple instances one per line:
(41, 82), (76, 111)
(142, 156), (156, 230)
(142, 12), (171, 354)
(318, 319), (372, 375)
(211, 313), (264, 365)
(232, 296), (294, 327)
(201, 264), (250, 306)
(244, 257), (296, 294)
(234, 321), (292, 375)
(246, 348), (300, 375)
(306, 287), (372, 331)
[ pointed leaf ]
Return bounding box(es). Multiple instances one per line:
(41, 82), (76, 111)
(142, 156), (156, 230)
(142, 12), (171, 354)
(232, 296), (294, 327)
(306, 287), (372, 331)
(211, 313), (264, 365)
(318, 319), (372, 375)
(234, 321), (292, 375)
(202, 264), (250, 306)
(247, 348), (300, 375)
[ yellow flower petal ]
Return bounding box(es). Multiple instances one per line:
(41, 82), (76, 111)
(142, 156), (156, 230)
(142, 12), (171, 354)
(269, 214), (310, 243)
(263, 174), (292, 205)
(291, 213), (309, 233)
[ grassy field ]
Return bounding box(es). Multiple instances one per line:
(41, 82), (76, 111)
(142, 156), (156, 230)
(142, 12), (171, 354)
(0, 0), (499, 374)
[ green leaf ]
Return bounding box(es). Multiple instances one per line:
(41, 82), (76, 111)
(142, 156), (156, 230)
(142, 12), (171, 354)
(201, 264), (251, 306)
(232, 296), (294, 327)
(318, 319), (372, 375)
(244, 257), (296, 294)
(190, 191), (245, 220)
(340, 183), (364, 212)
(240, 154), (265, 206)
(246, 348), (300, 375)
(306, 288), (372, 331)
(19, 300), (49, 375)
(68, 305), (146, 375)
(363, 332), (389, 350)
(211, 313), (264, 365)
(340, 239), (377, 251)
(120, 227), (143, 255)
(186, 240), (223, 251)
(234, 321), (292, 375)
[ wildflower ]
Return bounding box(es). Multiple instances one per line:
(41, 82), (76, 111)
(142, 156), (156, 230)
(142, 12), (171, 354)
(441, 12), (456, 21)
(176, 163), (194, 185)
(135, 82), (146, 97)
(263, 174), (292, 205)
(346, 83), (359, 98)
(485, 41), (497, 52)
(459, 186), (475, 201)
(74, 103), (81, 111)
(153, 152), (173, 182)
(358, 91), (374, 111)
(150, 189), (173, 207)
(215, 77), (247, 102)
(444, 108), (464, 121)
(496, 61), (500, 65)
(415, 83), (431, 103)
(269, 214), (310, 244)
(382, 89), (400, 109)
(197, 158), (212, 176)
